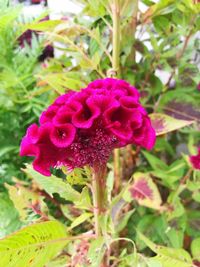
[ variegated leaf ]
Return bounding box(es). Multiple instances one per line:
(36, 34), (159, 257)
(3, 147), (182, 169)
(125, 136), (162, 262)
(123, 172), (162, 210)
(150, 113), (194, 136)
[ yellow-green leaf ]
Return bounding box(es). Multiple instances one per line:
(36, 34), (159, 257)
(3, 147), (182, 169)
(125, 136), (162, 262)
(5, 183), (38, 221)
(0, 221), (68, 267)
(191, 238), (200, 260)
(23, 165), (81, 202)
(68, 212), (92, 230)
(37, 73), (85, 93)
(25, 20), (62, 32)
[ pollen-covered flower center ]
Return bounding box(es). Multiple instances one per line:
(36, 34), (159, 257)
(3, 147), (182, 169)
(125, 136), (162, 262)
(70, 128), (117, 168)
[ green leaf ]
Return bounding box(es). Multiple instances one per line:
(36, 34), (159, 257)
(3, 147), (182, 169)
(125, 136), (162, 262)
(89, 28), (100, 56)
(153, 16), (170, 34)
(5, 183), (38, 221)
(150, 162), (186, 188)
(66, 168), (88, 186)
(0, 7), (21, 32)
(138, 232), (192, 267)
(142, 151), (168, 171)
(143, 152), (186, 188)
(165, 228), (184, 249)
(153, 0), (176, 16)
(118, 247), (138, 266)
(0, 193), (21, 238)
(192, 190), (200, 203)
(150, 113), (194, 136)
(23, 165), (81, 202)
(37, 73), (85, 93)
(0, 146), (16, 158)
(83, 0), (107, 16)
(46, 254), (70, 267)
(146, 258), (162, 267)
(167, 190), (185, 220)
(0, 221), (68, 267)
(68, 212), (92, 230)
(75, 186), (92, 210)
(115, 209), (135, 233)
(191, 238), (200, 260)
(154, 247), (192, 267)
(87, 237), (106, 267)
(92, 52), (101, 68)
(106, 170), (114, 203)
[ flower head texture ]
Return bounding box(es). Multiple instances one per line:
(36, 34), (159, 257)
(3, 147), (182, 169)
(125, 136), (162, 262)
(20, 78), (156, 176)
(190, 147), (200, 170)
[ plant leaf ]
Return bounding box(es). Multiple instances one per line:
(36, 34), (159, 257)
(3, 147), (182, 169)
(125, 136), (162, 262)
(142, 151), (168, 170)
(124, 172), (162, 210)
(23, 164), (80, 202)
(5, 183), (38, 221)
(87, 237), (106, 267)
(115, 209), (135, 233)
(0, 193), (21, 238)
(0, 7), (21, 32)
(75, 187), (92, 210)
(0, 221), (68, 267)
(69, 212), (92, 230)
(163, 101), (200, 124)
(150, 113), (194, 136)
(138, 231), (192, 267)
(46, 254), (70, 267)
(25, 20), (62, 32)
(191, 238), (200, 260)
(37, 73), (85, 93)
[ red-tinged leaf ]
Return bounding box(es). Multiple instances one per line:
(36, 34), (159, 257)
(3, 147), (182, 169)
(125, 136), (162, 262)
(164, 101), (200, 124)
(150, 113), (194, 136)
(130, 178), (153, 200)
(123, 172), (162, 210)
(193, 260), (200, 267)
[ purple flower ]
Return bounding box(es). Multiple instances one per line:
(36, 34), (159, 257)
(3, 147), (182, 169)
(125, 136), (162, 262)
(20, 78), (156, 176)
(197, 83), (200, 91)
(190, 147), (200, 170)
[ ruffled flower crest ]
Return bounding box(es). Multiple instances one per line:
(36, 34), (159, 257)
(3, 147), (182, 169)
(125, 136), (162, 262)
(20, 78), (156, 176)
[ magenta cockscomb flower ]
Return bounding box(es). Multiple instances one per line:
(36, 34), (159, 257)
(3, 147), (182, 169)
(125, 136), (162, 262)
(190, 148), (200, 170)
(20, 78), (156, 176)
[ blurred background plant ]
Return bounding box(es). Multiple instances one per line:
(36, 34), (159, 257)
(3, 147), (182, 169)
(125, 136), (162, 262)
(0, 0), (55, 185)
(0, 0), (200, 266)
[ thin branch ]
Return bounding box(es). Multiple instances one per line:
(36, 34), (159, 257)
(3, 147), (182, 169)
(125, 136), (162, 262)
(47, 32), (105, 78)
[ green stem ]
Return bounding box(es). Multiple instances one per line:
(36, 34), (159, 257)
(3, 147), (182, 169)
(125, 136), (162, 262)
(92, 165), (106, 237)
(130, 0), (138, 61)
(112, 0), (121, 192)
(114, 148), (120, 194)
(112, 0), (120, 76)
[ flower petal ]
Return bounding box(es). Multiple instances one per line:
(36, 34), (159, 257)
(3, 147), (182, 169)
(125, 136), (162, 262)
(50, 124), (76, 148)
